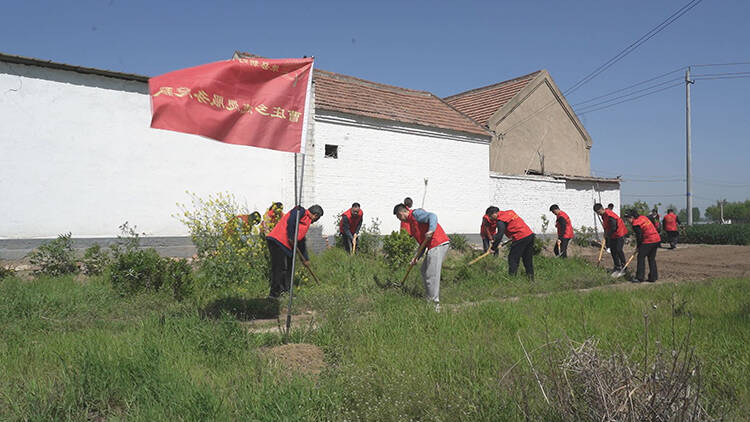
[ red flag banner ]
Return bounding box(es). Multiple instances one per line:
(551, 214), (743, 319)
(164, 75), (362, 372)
(149, 57), (314, 153)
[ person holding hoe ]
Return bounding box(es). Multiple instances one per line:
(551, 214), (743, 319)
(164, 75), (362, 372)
(266, 204), (324, 298)
(339, 202), (363, 254)
(549, 204), (574, 258)
(400, 197), (414, 233)
(594, 203), (628, 272)
(393, 203), (450, 311)
(489, 207), (535, 280)
(480, 206), (499, 255)
(662, 209), (680, 249)
(625, 210), (660, 283)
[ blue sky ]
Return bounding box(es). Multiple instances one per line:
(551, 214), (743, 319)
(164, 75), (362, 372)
(3, 0), (749, 214)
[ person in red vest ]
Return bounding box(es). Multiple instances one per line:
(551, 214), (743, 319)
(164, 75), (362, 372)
(648, 208), (661, 232)
(489, 208), (535, 280)
(594, 203), (628, 271)
(626, 210), (661, 282)
(549, 204), (574, 258)
(339, 202), (363, 253)
(662, 209), (681, 249)
(260, 202), (284, 234)
(400, 197), (414, 234)
(481, 206), (499, 255)
(393, 203), (450, 311)
(265, 204), (324, 298)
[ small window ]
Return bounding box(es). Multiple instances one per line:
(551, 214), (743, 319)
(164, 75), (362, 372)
(324, 144), (338, 159)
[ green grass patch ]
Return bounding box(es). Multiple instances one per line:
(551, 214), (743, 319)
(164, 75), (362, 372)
(1, 251), (748, 420)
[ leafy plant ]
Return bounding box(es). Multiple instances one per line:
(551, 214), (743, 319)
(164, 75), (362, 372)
(28, 232), (79, 276)
(540, 214), (550, 236)
(164, 258), (194, 301)
(449, 233), (470, 253)
(355, 218), (382, 254)
(572, 226), (598, 247)
(80, 244), (110, 276)
(382, 230), (416, 269)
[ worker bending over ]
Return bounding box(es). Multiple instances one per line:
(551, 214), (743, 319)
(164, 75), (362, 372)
(490, 208), (535, 280)
(594, 203), (628, 272)
(626, 210), (660, 283)
(549, 204), (574, 258)
(339, 202), (363, 253)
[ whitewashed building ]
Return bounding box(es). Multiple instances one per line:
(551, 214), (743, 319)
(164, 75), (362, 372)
(0, 52), (619, 258)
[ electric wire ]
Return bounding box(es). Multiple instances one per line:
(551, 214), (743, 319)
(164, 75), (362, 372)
(572, 67), (685, 107)
(576, 82), (683, 115)
(573, 77), (683, 111)
(564, 0), (703, 96)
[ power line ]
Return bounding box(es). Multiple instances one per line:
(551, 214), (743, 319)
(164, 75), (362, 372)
(690, 62), (750, 68)
(577, 81), (683, 115)
(500, 0), (703, 136)
(573, 77), (683, 111)
(691, 71), (750, 77)
(564, 0), (703, 96)
(693, 75), (750, 81)
(572, 67), (685, 107)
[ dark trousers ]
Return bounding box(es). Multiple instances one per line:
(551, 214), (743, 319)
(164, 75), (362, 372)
(667, 231), (678, 249)
(636, 242), (659, 281)
(267, 239), (292, 298)
(508, 234), (534, 277)
(482, 237), (499, 255)
(554, 238), (570, 258)
(609, 236), (626, 270)
(341, 232), (354, 253)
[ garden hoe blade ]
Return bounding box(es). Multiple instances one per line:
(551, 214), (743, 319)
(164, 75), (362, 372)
(612, 252), (636, 278)
(597, 238), (606, 266)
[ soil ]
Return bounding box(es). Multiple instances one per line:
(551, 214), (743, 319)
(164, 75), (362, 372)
(264, 343), (326, 377)
(571, 243), (750, 281)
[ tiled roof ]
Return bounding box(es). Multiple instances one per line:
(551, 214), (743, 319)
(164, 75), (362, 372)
(312, 69), (490, 137)
(443, 71), (542, 126)
(232, 53), (490, 137)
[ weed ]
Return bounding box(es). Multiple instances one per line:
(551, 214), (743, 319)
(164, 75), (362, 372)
(449, 233), (470, 253)
(27, 232), (79, 276)
(382, 229), (416, 270)
(80, 243), (110, 276)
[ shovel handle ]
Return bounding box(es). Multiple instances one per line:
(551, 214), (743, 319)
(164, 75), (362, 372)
(597, 238), (606, 264)
(351, 234), (358, 255)
(469, 250), (492, 265)
(400, 238), (430, 285)
(621, 252), (636, 271)
(296, 247), (321, 284)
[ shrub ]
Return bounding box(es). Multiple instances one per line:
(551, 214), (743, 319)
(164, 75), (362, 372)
(28, 232), (79, 276)
(680, 223), (750, 245)
(382, 230), (416, 269)
(449, 233), (470, 253)
(108, 223), (192, 300)
(80, 244), (110, 276)
(572, 226), (598, 247)
(355, 218), (382, 254)
(533, 237), (544, 255)
(110, 248), (166, 294)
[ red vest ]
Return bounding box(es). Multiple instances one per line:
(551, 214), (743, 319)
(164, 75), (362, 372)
(267, 207), (313, 251)
(497, 210), (533, 241)
(602, 209), (628, 238)
(339, 208), (363, 234)
(632, 215), (661, 244)
(404, 209), (450, 249)
(650, 214), (661, 230)
(663, 213), (678, 231)
(265, 208), (282, 225)
(400, 207), (411, 233)
(556, 210), (574, 239)
(480, 214), (497, 239)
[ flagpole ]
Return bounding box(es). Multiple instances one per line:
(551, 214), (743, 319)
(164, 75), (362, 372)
(285, 57), (314, 336)
(286, 153), (305, 334)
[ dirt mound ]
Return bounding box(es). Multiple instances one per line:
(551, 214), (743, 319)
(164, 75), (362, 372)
(265, 343), (325, 377)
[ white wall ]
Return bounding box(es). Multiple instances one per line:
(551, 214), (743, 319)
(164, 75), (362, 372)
(489, 173), (620, 236)
(0, 62), (293, 238)
(311, 112), (490, 236)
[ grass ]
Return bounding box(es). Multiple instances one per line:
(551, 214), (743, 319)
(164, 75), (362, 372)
(1, 248), (749, 420)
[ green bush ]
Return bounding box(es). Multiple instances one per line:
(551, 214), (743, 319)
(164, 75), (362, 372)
(449, 233), (470, 252)
(108, 223), (193, 300)
(382, 230), (416, 269)
(355, 218), (382, 254)
(680, 223), (750, 245)
(533, 237), (544, 255)
(573, 226), (598, 247)
(80, 244), (110, 276)
(28, 232), (79, 276)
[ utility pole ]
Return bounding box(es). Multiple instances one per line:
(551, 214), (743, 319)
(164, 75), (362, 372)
(685, 67), (694, 225)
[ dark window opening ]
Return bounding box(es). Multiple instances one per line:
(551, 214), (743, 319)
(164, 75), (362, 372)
(325, 144), (338, 159)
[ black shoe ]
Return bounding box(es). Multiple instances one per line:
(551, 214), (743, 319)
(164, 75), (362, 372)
(630, 278), (643, 283)
(647, 279), (656, 283)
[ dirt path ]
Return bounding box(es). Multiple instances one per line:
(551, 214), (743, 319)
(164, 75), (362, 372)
(572, 243), (750, 281)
